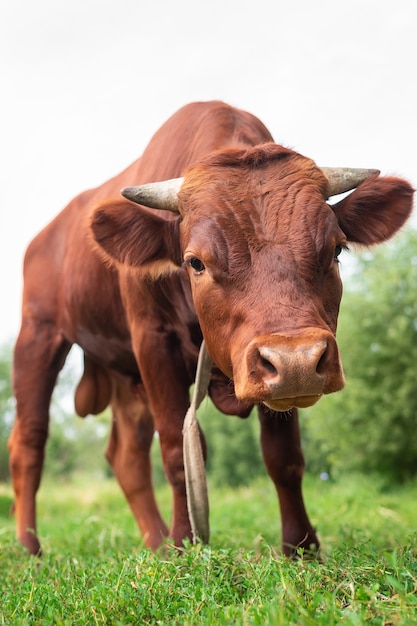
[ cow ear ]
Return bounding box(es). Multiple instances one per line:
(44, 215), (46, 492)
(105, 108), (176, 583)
(90, 200), (182, 272)
(332, 176), (414, 245)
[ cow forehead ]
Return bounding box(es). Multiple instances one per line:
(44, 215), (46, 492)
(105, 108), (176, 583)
(179, 147), (338, 250)
(179, 143), (328, 204)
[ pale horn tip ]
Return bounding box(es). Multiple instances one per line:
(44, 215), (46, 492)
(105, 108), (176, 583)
(120, 187), (137, 202)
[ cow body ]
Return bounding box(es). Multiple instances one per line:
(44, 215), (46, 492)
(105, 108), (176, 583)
(9, 101), (413, 555)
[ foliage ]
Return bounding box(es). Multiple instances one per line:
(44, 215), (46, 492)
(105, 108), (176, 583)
(302, 227), (417, 482)
(0, 343), (14, 480)
(2, 474), (417, 624)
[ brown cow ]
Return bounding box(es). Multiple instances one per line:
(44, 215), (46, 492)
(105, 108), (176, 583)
(9, 101), (413, 556)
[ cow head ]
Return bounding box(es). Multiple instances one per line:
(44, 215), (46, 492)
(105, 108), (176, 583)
(91, 144), (413, 411)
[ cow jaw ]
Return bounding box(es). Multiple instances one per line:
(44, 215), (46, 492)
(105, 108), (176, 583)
(231, 330), (345, 410)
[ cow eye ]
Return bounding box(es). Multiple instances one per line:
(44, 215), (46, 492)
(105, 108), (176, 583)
(334, 244), (344, 260)
(188, 257), (206, 274)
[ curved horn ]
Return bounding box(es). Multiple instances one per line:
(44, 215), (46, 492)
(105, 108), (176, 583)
(121, 177), (184, 212)
(321, 167), (380, 197)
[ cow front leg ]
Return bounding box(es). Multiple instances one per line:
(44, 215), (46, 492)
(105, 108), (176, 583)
(105, 378), (168, 550)
(134, 329), (206, 547)
(258, 406), (319, 556)
(8, 321), (70, 555)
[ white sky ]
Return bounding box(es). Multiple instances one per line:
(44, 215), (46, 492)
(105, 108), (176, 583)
(1, 0), (416, 345)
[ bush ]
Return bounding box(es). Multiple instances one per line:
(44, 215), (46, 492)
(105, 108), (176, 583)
(0, 344), (13, 481)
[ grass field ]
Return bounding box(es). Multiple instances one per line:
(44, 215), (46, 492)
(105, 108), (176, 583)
(1, 473), (417, 624)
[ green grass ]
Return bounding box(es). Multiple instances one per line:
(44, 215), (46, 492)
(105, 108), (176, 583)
(1, 474), (417, 624)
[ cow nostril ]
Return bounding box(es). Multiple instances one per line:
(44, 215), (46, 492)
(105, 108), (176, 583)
(260, 356), (278, 376)
(315, 347), (328, 376)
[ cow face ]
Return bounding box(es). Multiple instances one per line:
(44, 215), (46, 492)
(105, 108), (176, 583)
(91, 144), (413, 411)
(178, 146), (346, 411)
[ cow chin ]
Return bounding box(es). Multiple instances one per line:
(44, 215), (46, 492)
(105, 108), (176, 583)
(263, 394), (323, 412)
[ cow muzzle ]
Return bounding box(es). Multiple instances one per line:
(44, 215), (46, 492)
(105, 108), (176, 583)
(233, 329), (345, 411)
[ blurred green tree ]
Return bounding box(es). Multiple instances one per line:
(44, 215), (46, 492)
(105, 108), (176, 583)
(302, 228), (417, 482)
(0, 343), (14, 481)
